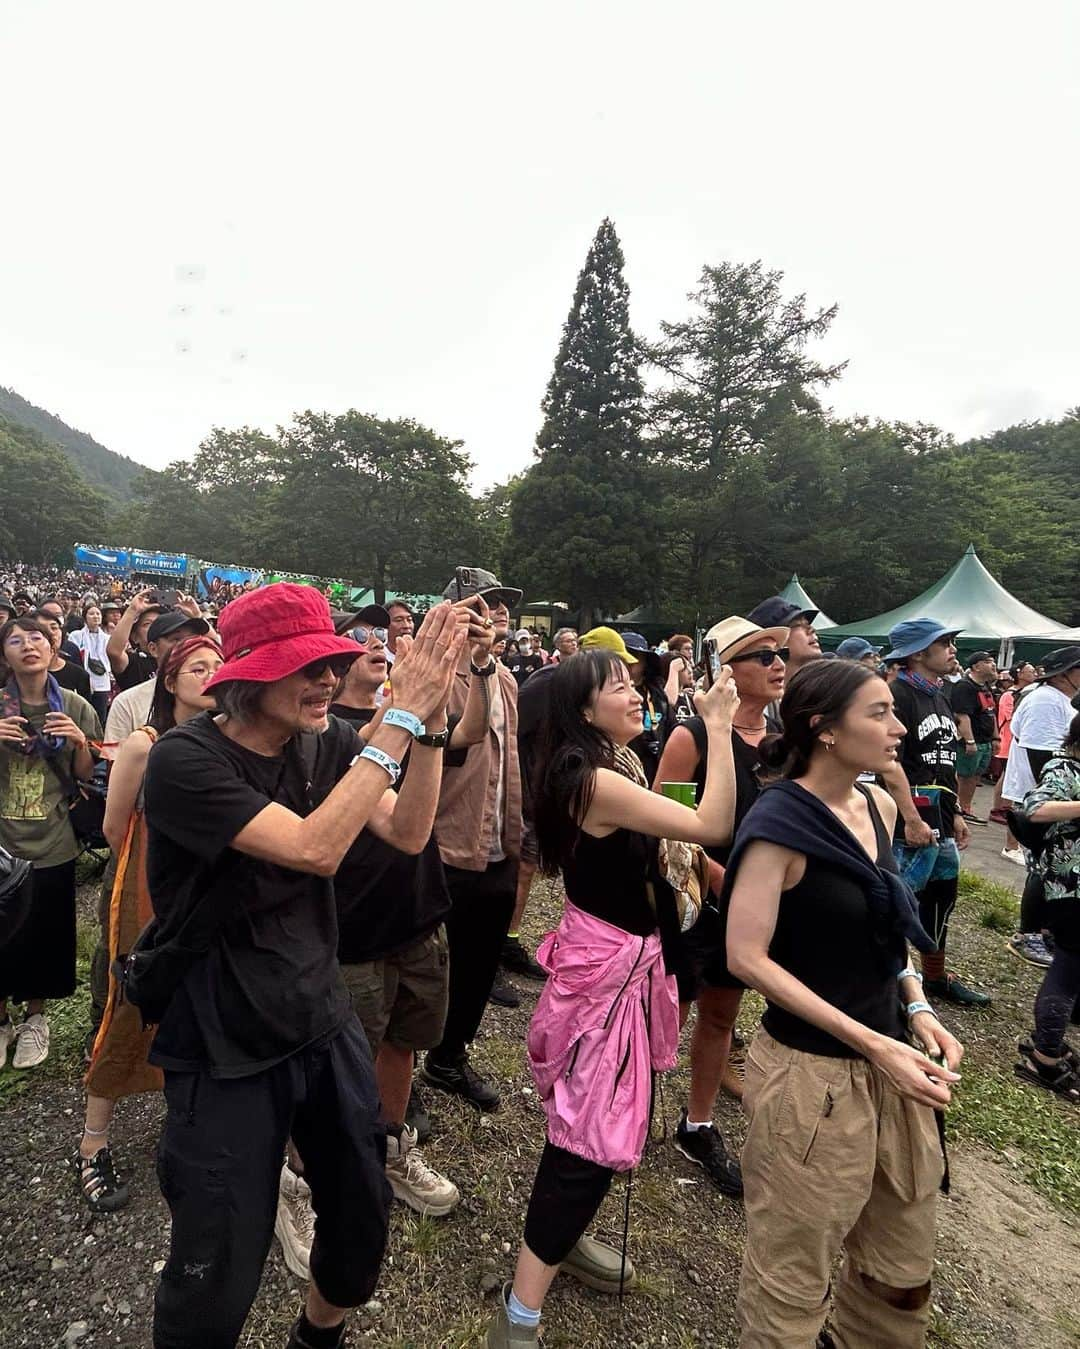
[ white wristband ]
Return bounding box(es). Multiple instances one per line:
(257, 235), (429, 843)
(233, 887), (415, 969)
(355, 745), (401, 783)
(898, 966), (923, 983)
(904, 1000), (934, 1019)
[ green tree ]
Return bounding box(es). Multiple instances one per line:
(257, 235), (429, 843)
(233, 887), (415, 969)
(507, 217), (653, 626)
(120, 426), (281, 561)
(647, 260), (846, 617)
(0, 416), (110, 562)
(271, 410), (478, 599)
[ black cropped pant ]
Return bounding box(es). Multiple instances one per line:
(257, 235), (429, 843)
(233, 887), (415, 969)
(153, 1018), (389, 1349)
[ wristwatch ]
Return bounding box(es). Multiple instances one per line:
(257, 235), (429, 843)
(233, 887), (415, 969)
(415, 728), (449, 749)
(470, 659), (496, 677)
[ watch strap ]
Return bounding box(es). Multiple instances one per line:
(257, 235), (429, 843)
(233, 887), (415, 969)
(415, 729), (449, 749)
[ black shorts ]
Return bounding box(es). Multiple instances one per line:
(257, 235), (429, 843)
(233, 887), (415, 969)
(672, 900), (743, 1003)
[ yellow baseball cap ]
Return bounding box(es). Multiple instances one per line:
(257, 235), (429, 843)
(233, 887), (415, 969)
(579, 626), (634, 664)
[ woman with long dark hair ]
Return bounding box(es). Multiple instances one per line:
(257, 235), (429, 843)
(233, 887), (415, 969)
(1014, 709), (1080, 1103)
(0, 616), (101, 1070)
(75, 636), (223, 1210)
(725, 659), (963, 1348)
(484, 647), (739, 1347)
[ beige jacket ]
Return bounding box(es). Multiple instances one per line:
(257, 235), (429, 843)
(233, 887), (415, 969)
(435, 664), (522, 872)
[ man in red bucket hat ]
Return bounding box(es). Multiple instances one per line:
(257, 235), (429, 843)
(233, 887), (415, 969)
(142, 583), (467, 1349)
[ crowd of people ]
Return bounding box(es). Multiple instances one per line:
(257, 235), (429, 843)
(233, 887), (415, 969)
(2, 557), (1079, 1349)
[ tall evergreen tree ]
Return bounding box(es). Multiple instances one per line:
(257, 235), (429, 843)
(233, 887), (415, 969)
(506, 218), (655, 627)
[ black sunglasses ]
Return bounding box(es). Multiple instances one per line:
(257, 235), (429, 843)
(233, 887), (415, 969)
(301, 655), (356, 680)
(728, 646), (789, 668)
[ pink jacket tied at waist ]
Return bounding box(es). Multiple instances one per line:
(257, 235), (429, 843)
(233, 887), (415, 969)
(527, 900), (679, 1172)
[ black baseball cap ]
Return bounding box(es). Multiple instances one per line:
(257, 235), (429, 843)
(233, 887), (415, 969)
(748, 596), (818, 629)
(147, 610), (211, 643)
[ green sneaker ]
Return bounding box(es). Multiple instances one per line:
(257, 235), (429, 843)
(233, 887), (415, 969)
(560, 1235), (636, 1293)
(484, 1283), (538, 1347)
(923, 974), (991, 1007)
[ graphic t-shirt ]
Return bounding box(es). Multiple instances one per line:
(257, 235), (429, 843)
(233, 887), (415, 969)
(504, 652), (544, 688)
(0, 689), (102, 866)
(890, 676), (959, 838)
(144, 711), (359, 1077)
(950, 676), (996, 743)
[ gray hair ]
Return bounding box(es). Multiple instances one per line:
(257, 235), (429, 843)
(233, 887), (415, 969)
(553, 627), (578, 645)
(212, 680), (266, 722)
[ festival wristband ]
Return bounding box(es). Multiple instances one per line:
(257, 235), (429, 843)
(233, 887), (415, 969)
(898, 966), (923, 983)
(356, 745), (402, 783)
(381, 708), (424, 738)
(904, 1000), (934, 1019)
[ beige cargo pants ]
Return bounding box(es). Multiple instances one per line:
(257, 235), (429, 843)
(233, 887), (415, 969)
(738, 1028), (944, 1348)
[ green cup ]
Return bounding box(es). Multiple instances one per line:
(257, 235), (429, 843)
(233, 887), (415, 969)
(660, 781), (698, 809)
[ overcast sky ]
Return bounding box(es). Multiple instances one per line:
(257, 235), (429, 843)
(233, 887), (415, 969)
(2, 1), (1077, 489)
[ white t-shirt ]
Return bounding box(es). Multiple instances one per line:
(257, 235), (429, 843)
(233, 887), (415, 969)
(1002, 684), (1074, 800)
(69, 626), (112, 692)
(1013, 684), (1073, 752)
(105, 677), (156, 745)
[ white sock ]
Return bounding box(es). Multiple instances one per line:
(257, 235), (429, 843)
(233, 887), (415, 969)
(684, 1117), (712, 1132)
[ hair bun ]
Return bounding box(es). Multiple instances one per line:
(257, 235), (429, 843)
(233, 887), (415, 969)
(758, 731), (790, 771)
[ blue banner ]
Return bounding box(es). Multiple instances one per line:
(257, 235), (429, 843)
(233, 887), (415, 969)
(129, 548), (187, 578)
(73, 543), (130, 573)
(195, 562), (265, 600)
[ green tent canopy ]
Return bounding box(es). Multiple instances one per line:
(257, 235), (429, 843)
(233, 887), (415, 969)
(820, 545), (1080, 662)
(779, 574), (836, 629)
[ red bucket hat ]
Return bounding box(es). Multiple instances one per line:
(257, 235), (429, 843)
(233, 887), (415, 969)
(203, 583), (364, 691)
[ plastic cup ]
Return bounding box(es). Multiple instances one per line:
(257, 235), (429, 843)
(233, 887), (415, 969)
(660, 781), (698, 809)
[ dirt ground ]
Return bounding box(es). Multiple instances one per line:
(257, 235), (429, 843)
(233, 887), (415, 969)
(2, 784), (1078, 1348)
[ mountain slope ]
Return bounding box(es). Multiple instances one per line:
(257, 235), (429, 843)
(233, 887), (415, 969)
(0, 386), (147, 500)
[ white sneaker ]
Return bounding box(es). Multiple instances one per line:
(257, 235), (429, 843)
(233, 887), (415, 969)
(12, 1014), (49, 1069)
(1001, 847), (1026, 867)
(386, 1124), (460, 1217)
(274, 1163), (314, 1279)
(0, 1019), (14, 1067)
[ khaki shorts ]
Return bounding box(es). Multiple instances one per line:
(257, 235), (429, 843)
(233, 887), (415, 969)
(341, 925), (449, 1055)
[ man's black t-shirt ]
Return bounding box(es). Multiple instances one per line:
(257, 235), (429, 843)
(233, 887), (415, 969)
(890, 676), (959, 838)
(116, 649), (156, 691)
(504, 652), (544, 688)
(950, 676), (996, 743)
(144, 711), (359, 1078)
(327, 704), (452, 963)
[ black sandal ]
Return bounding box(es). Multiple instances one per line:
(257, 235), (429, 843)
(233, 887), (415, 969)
(72, 1146), (130, 1212)
(1014, 1046), (1080, 1104)
(1019, 1036), (1080, 1072)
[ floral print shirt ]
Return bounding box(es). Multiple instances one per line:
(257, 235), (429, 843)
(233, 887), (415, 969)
(1022, 756), (1080, 902)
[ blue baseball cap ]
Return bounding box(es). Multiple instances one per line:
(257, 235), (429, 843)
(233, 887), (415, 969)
(836, 637), (881, 661)
(883, 618), (962, 662)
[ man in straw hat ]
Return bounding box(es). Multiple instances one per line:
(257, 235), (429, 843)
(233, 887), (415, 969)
(142, 582), (468, 1349)
(653, 615), (788, 1199)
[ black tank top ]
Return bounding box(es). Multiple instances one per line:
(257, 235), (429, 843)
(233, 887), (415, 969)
(562, 828), (659, 938)
(761, 787), (906, 1058)
(683, 718), (765, 865)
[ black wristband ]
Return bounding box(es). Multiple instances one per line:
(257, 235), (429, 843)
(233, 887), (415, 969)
(470, 660), (496, 677)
